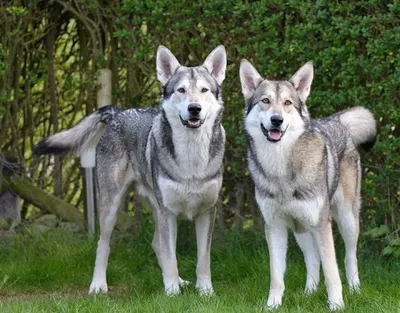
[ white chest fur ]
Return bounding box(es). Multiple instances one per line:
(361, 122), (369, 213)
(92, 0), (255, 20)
(256, 187), (323, 231)
(158, 176), (222, 220)
(151, 115), (224, 219)
(250, 132), (323, 230)
(173, 130), (213, 178)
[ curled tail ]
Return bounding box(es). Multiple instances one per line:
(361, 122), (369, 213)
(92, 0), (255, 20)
(34, 105), (122, 156)
(338, 106), (377, 151)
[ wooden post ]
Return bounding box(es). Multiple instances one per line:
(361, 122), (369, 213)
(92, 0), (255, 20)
(97, 69), (112, 108)
(81, 68), (112, 238)
(81, 156), (96, 238)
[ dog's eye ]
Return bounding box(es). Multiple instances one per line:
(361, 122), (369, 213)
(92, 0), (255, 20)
(177, 88), (186, 93)
(285, 100), (292, 106)
(201, 88), (209, 93)
(261, 98), (270, 104)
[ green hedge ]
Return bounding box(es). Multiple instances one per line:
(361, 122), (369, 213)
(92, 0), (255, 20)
(124, 0), (399, 255)
(1, 0), (399, 256)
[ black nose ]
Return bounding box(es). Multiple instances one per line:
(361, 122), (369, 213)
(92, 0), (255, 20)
(271, 114), (283, 127)
(188, 103), (202, 115)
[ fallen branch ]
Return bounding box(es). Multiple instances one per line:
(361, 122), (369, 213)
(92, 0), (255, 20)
(1, 158), (134, 231)
(2, 173), (83, 224)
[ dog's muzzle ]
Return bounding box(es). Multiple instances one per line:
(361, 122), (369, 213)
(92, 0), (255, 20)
(179, 115), (206, 128)
(261, 124), (289, 142)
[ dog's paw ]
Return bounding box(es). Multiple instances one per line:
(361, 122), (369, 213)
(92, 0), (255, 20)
(349, 281), (360, 294)
(328, 299), (344, 311)
(304, 283), (318, 295)
(196, 279), (214, 296)
(88, 281), (108, 295)
(164, 282), (180, 296)
(266, 289), (283, 309)
(179, 277), (191, 287)
(265, 300), (282, 310)
(197, 286), (214, 296)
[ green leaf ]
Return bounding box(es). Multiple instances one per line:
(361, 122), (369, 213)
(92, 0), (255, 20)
(382, 246), (393, 256)
(389, 238), (400, 247)
(364, 225), (389, 239)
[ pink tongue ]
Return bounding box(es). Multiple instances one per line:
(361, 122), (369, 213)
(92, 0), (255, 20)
(189, 119), (200, 126)
(269, 129), (281, 140)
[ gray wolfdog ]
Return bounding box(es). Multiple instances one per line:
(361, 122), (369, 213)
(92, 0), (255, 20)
(239, 59), (376, 310)
(34, 45), (227, 296)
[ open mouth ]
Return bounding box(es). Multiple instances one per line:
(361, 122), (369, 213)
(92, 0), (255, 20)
(261, 124), (288, 142)
(179, 115), (205, 128)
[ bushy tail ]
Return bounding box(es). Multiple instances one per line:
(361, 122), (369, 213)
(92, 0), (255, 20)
(34, 105), (122, 156)
(338, 106), (377, 150)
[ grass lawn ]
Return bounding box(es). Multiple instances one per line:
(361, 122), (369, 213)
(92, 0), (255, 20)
(0, 224), (399, 312)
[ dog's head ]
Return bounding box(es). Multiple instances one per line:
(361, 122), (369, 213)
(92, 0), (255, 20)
(240, 60), (313, 142)
(157, 45), (226, 129)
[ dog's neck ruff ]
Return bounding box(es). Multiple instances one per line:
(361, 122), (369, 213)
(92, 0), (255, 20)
(159, 109), (224, 169)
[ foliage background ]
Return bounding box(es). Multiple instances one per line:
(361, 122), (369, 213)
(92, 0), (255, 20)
(0, 0), (399, 256)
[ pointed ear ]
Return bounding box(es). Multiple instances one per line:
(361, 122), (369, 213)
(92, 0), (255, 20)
(290, 61), (314, 103)
(156, 46), (181, 86)
(203, 45), (227, 85)
(240, 59), (264, 99)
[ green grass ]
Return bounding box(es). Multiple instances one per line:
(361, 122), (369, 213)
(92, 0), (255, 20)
(0, 225), (399, 312)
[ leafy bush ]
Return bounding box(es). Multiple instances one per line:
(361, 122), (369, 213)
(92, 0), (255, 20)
(1, 0), (398, 256)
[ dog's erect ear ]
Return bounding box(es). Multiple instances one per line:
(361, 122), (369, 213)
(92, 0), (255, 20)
(203, 45), (227, 85)
(240, 59), (264, 99)
(156, 46), (181, 86)
(290, 61), (314, 103)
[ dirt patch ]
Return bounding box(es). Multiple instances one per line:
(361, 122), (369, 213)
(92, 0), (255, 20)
(0, 286), (129, 301)
(0, 289), (86, 301)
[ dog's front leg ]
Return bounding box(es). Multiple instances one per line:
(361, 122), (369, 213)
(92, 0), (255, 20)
(155, 208), (180, 296)
(265, 220), (288, 309)
(195, 208), (216, 296)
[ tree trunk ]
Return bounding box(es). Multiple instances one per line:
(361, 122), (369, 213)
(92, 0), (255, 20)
(217, 199), (225, 231)
(45, 9), (62, 197)
(133, 191), (144, 234)
(246, 180), (262, 229)
(109, 25), (119, 94)
(233, 184), (245, 231)
(78, 21), (93, 114)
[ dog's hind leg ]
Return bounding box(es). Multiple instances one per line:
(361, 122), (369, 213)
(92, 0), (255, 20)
(311, 216), (344, 310)
(195, 208), (216, 296)
(89, 157), (131, 295)
(334, 205), (360, 293)
(294, 231), (320, 294)
(332, 158), (361, 293)
(265, 220), (288, 309)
